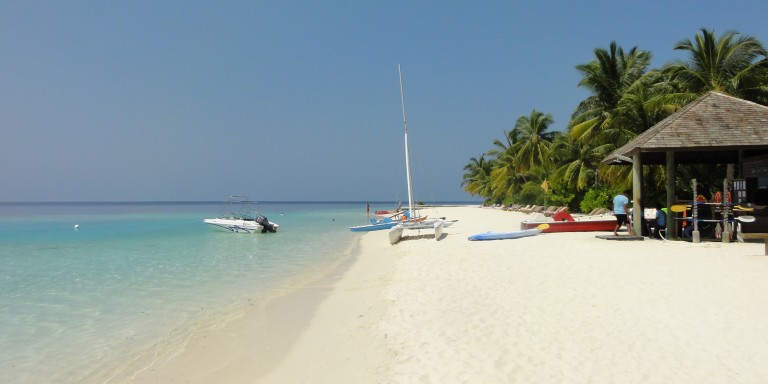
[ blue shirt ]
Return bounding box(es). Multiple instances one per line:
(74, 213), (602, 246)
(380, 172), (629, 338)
(656, 209), (666, 227)
(613, 194), (629, 214)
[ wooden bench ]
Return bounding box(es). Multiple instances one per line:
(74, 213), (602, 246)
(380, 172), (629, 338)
(738, 233), (768, 255)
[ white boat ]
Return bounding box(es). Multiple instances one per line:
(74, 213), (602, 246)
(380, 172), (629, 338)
(203, 196), (278, 234)
(388, 65), (452, 244)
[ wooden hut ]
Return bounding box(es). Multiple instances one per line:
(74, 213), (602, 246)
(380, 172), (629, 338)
(602, 91), (768, 240)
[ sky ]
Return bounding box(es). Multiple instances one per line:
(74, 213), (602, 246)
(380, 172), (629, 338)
(1, 1), (766, 202)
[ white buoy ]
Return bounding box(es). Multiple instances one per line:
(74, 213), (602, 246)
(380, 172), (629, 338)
(74, 224), (80, 230)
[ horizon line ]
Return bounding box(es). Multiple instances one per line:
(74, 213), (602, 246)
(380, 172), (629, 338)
(0, 200), (482, 205)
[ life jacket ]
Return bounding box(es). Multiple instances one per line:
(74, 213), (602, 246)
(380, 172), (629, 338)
(713, 191), (722, 204)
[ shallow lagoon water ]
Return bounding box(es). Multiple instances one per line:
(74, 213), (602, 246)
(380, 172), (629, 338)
(0, 202), (370, 383)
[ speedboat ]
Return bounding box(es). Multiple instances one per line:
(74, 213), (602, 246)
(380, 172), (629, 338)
(203, 196), (278, 234)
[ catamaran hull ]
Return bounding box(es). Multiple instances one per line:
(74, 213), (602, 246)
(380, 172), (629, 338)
(389, 219), (445, 244)
(350, 216), (434, 232)
(388, 226), (404, 244)
(203, 219), (279, 234)
(434, 220), (444, 240)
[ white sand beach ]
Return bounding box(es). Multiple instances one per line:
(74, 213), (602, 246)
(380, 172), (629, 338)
(134, 206), (768, 383)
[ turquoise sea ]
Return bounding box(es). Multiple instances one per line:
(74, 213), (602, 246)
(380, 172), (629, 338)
(0, 201), (384, 383)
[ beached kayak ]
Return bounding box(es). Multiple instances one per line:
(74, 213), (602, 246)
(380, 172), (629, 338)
(468, 227), (543, 241)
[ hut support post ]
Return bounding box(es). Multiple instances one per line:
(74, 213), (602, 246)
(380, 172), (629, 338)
(632, 154), (643, 236)
(666, 151), (677, 239)
(723, 178), (731, 243)
(692, 179), (700, 243)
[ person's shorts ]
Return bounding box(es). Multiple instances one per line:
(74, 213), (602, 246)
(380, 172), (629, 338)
(615, 214), (628, 226)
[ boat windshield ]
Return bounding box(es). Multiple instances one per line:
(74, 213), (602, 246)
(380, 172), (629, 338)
(218, 196), (259, 220)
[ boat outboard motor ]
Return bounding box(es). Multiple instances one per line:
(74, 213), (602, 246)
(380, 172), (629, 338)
(255, 215), (277, 233)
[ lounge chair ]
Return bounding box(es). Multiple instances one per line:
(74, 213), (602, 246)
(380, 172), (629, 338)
(544, 206), (567, 217)
(541, 206), (558, 216)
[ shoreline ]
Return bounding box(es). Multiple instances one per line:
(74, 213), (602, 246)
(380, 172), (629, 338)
(127, 226), (392, 383)
(132, 206), (768, 383)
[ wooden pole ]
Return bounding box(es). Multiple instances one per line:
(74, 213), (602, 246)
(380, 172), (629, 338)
(666, 151), (676, 239)
(632, 154), (642, 236)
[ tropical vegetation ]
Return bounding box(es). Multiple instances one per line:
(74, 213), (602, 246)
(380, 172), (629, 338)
(462, 28), (768, 211)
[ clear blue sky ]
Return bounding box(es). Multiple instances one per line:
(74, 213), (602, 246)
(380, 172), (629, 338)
(1, 1), (766, 202)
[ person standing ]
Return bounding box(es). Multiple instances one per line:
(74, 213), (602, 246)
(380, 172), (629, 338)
(612, 189), (630, 236)
(653, 202), (667, 239)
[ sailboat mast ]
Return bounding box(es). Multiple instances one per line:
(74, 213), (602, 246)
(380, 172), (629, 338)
(398, 64), (415, 217)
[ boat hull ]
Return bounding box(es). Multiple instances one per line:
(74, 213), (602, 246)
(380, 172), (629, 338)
(520, 220), (615, 233)
(351, 215), (434, 232)
(388, 226), (404, 244)
(468, 228), (542, 241)
(203, 218), (279, 234)
(434, 220), (444, 240)
(375, 210), (402, 216)
(388, 219), (446, 244)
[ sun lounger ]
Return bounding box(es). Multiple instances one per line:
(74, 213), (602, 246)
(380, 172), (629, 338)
(544, 206), (568, 217)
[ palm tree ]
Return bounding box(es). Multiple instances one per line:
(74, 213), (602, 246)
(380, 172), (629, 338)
(485, 130), (520, 201)
(570, 42), (653, 144)
(661, 28), (768, 181)
(512, 109), (556, 172)
(461, 155), (494, 200)
(663, 28), (768, 104)
(486, 129), (518, 160)
(611, 70), (670, 136)
(551, 134), (610, 191)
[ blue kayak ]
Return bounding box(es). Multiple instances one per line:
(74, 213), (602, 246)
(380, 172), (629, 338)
(467, 228), (542, 241)
(350, 220), (399, 232)
(350, 216), (401, 232)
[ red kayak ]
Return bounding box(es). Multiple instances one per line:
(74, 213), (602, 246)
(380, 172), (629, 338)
(520, 211), (615, 233)
(375, 210), (401, 215)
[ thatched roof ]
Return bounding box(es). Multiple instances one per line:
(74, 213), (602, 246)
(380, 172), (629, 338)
(603, 92), (768, 165)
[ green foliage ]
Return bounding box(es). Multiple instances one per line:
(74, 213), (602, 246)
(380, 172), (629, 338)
(580, 187), (615, 213)
(546, 188), (575, 208)
(460, 28), (768, 206)
(517, 182), (547, 205)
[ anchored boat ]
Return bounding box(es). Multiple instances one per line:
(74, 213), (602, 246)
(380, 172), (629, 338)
(203, 196), (278, 234)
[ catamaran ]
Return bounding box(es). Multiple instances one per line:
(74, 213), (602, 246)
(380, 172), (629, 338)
(349, 210), (427, 232)
(388, 65), (453, 244)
